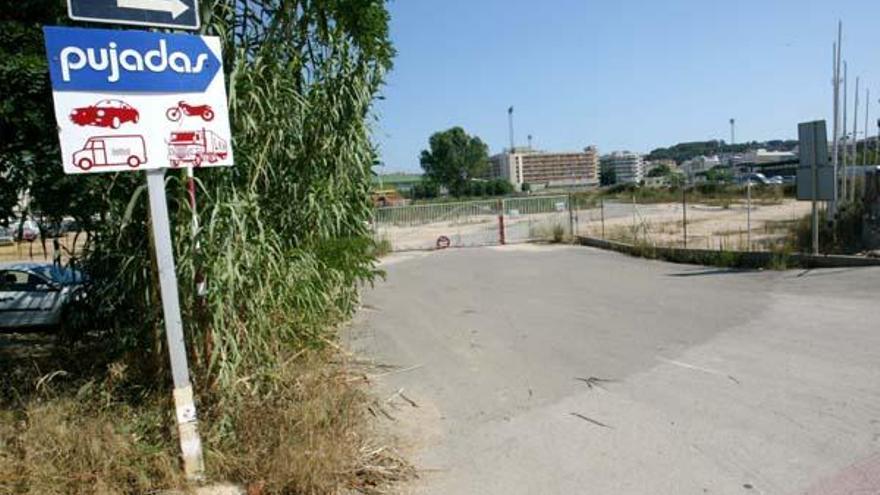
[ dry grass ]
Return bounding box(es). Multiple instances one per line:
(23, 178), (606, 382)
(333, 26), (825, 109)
(207, 351), (415, 495)
(0, 337), (413, 495)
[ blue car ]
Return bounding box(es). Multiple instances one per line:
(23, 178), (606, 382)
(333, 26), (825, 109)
(0, 262), (87, 332)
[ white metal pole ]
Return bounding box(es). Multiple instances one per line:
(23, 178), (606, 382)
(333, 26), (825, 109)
(747, 165), (752, 251)
(146, 169), (205, 481)
(831, 25), (842, 216)
(852, 76), (860, 201)
(842, 62), (849, 203)
(864, 88), (870, 166)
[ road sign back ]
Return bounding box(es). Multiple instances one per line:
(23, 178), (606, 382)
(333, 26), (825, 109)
(68, 0), (200, 30)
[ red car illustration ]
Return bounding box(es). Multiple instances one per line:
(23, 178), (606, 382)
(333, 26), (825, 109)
(168, 129), (228, 167)
(70, 99), (140, 129)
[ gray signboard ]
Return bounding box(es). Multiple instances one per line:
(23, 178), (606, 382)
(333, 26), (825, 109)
(797, 120), (834, 201)
(67, 0), (200, 30)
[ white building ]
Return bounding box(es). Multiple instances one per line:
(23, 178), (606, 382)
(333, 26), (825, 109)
(680, 155), (722, 183)
(742, 149), (797, 164)
(489, 147), (600, 190)
(600, 151), (644, 185)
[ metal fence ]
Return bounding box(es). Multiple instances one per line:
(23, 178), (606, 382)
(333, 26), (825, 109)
(572, 193), (811, 252)
(0, 234), (88, 264)
(374, 190), (816, 253)
(374, 195), (573, 251)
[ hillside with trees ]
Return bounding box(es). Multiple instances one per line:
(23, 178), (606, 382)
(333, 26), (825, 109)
(647, 139), (798, 164)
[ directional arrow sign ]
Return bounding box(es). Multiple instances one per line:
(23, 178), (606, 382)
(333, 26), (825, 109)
(44, 27), (220, 93)
(67, 0), (199, 30)
(117, 0), (190, 19)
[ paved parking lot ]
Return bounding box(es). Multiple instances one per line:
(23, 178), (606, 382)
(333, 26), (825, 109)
(348, 245), (880, 494)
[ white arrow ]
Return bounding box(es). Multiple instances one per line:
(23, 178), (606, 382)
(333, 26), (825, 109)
(117, 0), (189, 19)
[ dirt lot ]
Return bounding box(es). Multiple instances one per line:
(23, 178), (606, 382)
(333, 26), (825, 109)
(376, 199), (812, 252)
(577, 199), (812, 250)
(0, 233), (88, 264)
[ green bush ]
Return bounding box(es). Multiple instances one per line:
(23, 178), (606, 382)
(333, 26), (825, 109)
(793, 202), (865, 254)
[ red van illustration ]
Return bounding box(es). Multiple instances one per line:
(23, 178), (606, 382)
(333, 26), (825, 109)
(72, 135), (147, 170)
(168, 129), (228, 167)
(70, 99), (140, 129)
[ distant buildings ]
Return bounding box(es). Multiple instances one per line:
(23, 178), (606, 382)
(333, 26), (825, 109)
(600, 151), (645, 185)
(680, 155), (722, 183)
(489, 146), (600, 190)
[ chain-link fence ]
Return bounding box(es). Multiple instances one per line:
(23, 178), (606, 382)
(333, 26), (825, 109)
(572, 190), (811, 252)
(374, 189), (813, 253)
(374, 195), (573, 252)
(0, 234), (88, 264)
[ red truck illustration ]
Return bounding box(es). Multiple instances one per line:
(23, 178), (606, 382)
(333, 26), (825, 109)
(168, 129), (228, 167)
(72, 135), (147, 170)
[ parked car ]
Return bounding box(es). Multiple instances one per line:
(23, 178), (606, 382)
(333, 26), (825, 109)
(70, 99), (139, 129)
(0, 263), (87, 332)
(12, 219), (40, 242)
(0, 227), (13, 246)
(739, 173), (769, 186)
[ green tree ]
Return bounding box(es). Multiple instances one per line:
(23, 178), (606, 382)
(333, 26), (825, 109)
(0, 2), (107, 242)
(647, 163), (671, 178)
(420, 127), (489, 196)
(600, 163), (617, 186)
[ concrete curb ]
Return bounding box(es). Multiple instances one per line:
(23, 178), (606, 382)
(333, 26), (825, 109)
(575, 236), (880, 269)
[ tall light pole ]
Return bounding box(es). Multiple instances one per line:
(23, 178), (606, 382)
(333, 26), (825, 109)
(851, 76), (860, 202)
(842, 61), (848, 203)
(863, 88), (870, 167)
(508, 106), (515, 152)
(862, 88), (871, 166)
(730, 118), (736, 147)
(831, 23), (842, 216)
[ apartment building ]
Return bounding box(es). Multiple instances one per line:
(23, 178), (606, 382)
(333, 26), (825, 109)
(600, 151), (645, 185)
(489, 146), (600, 189)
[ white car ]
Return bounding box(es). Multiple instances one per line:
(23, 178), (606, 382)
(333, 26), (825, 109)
(0, 227), (13, 246)
(0, 263), (86, 332)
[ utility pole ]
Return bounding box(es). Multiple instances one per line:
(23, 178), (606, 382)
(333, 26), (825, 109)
(747, 164), (752, 251)
(682, 187), (688, 249)
(831, 23), (842, 216)
(852, 76), (860, 201)
(508, 106), (515, 152)
(842, 61), (849, 203)
(864, 88), (870, 167)
(730, 118), (736, 148)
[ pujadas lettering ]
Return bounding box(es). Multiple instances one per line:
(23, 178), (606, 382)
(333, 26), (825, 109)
(60, 39), (209, 83)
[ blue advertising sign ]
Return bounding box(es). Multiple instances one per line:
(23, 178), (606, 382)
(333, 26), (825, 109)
(68, 0), (199, 30)
(43, 26), (221, 93)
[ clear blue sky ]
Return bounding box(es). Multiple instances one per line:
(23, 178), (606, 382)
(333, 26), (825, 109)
(375, 0), (880, 173)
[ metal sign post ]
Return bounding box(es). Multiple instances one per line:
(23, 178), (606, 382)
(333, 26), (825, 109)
(146, 169), (204, 479)
(797, 121), (832, 256)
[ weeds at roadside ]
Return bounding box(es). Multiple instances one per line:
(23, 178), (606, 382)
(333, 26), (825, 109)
(0, 337), (414, 495)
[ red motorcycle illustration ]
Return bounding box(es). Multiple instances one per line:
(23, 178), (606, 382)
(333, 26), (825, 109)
(165, 101), (215, 122)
